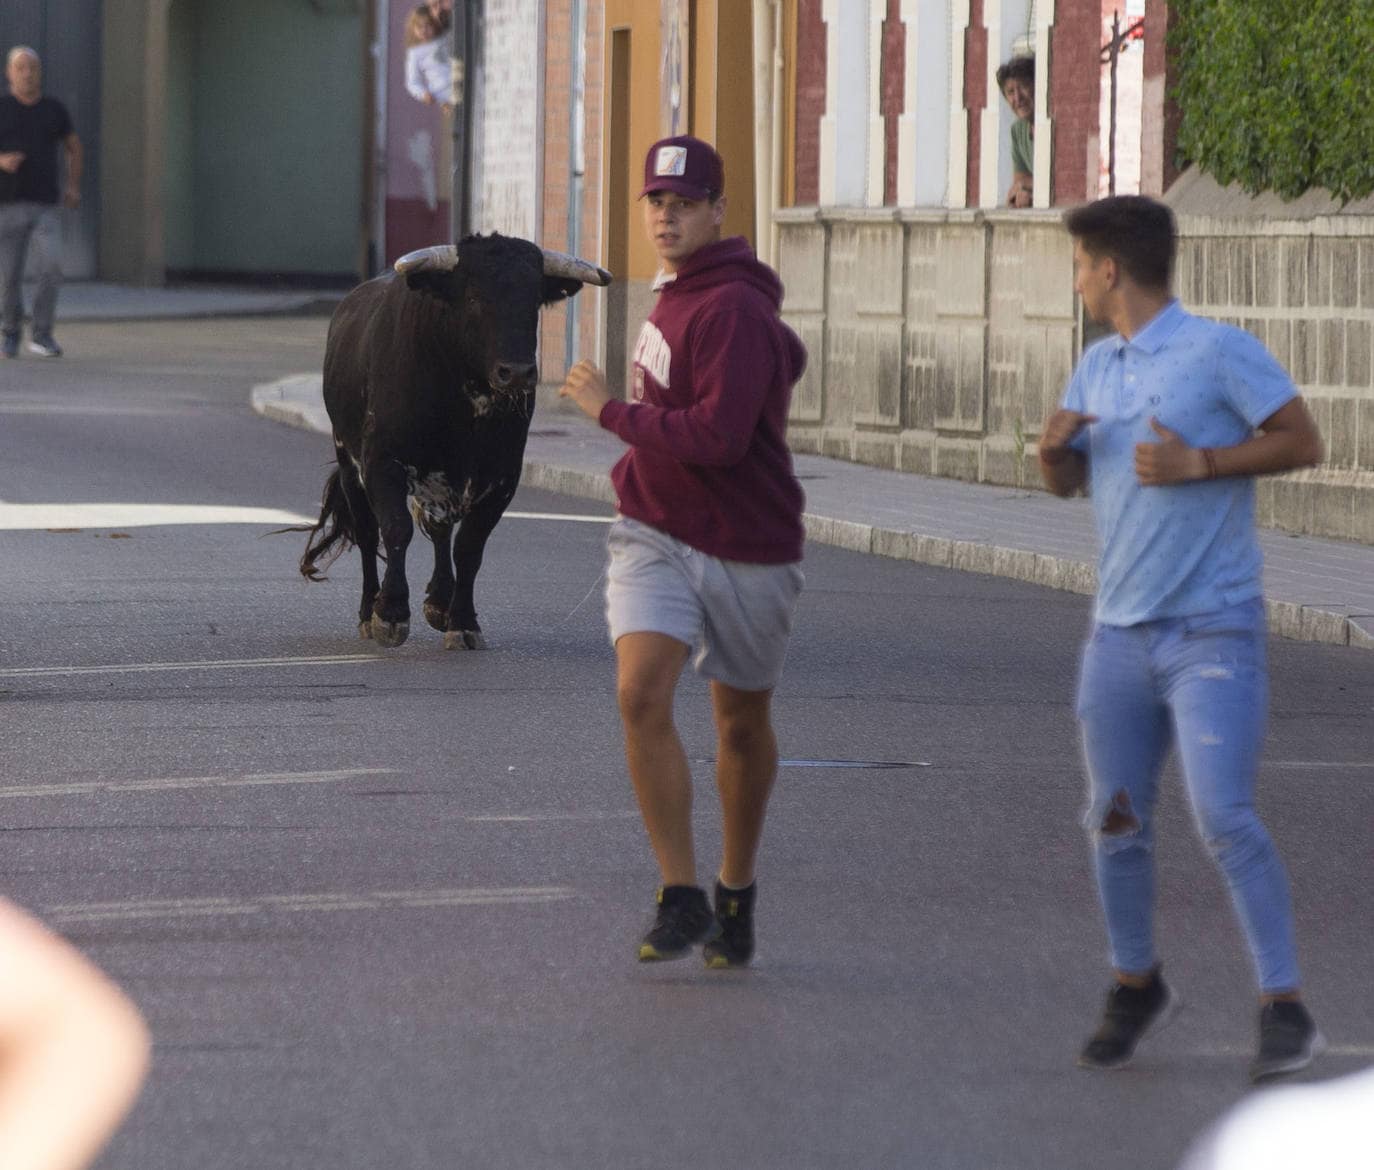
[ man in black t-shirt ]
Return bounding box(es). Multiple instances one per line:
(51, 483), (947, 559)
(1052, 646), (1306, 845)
(0, 46), (82, 358)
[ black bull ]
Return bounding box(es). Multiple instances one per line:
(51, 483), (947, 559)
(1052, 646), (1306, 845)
(296, 234), (612, 649)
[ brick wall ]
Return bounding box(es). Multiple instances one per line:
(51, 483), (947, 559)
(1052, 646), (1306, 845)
(1140, 0), (1180, 197)
(880, 0), (904, 206)
(542, 0), (573, 380)
(963, 0), (986, 209)
(580, 1), (604, 364)
(1049, 0), (1101, 205)
(793, 0), (825, 205)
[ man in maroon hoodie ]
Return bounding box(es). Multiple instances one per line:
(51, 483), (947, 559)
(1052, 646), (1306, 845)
(560, 135), (807, 966)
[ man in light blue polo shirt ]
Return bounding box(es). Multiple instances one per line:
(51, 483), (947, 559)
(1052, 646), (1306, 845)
(1040, 196), (1325, 1083)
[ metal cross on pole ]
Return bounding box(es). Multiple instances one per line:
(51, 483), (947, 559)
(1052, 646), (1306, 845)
(1100, 9), (1145, 197)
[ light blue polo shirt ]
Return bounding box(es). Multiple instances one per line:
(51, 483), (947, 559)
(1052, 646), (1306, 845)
(1062, 299), (1297, 626)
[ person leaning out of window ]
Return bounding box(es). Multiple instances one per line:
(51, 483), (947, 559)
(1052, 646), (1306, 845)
(997, 55), (1035, 208)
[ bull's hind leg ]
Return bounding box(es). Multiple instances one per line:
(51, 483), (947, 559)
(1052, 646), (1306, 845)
(363, 459), (413, 648)
(421, 519), (455, 632)
(337, 459), (382, 639)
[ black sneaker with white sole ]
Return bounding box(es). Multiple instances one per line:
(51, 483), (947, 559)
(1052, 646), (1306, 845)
(1250, 1000), (1325, 1083)
(1077, 970), (1178, 1069)
(703, 880), (755, 969)
(27, 333), (62, 358)
(637, 885), (720, 962)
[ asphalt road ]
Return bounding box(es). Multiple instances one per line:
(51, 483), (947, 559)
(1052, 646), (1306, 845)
(1, 319), (1371, 1170)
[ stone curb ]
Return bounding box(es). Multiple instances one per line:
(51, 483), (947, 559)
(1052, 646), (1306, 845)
(250, 377), (333, 436)
(252, 376), (1373, 653)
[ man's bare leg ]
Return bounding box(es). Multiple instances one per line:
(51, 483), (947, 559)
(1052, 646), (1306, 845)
(615, 632), (695, 886)
(711, 681), (777, 888)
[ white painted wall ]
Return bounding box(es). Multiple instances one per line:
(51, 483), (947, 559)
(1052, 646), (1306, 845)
(474, 0), (543, 240)
(819, 0), (869, 206)
(904, 0), (950, 206)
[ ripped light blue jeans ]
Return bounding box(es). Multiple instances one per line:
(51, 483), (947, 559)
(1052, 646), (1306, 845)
(1076, 597), (1300, 993)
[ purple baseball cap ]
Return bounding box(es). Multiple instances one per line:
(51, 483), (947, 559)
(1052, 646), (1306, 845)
(639, 135), (725, 201)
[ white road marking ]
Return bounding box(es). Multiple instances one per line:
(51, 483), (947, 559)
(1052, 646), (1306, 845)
(0, 401), (209, 417)
(1267, 761), (1374, 770)
(44, 886), (576, 924)
(0, 502), (606, 531)
(502, 511), (613, 523)
(1192, 1044), (1374, 1059)
(0, 654), (383, 679)
(0, 502), (314, 530)
(0, 767), (401, 800)
(469, 811), (640, 823)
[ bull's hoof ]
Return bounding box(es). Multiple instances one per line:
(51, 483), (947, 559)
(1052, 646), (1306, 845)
(358, 620), (372, 640)
(422, 599), (449, 632)
(369, 614), (410, 648)
(443, 629), (487, 651)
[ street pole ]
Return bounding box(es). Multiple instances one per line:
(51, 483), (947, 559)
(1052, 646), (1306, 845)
(1108, 10), (1119, 197)
(450, 0), (479, 241)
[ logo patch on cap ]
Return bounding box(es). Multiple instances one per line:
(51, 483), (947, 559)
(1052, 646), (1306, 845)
(655, 146), (688, 177)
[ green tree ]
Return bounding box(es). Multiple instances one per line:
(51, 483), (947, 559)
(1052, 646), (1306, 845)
(1171, 0), (1374, 202)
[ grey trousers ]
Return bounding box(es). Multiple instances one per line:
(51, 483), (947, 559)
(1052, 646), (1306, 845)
(0, 202), (63, 337)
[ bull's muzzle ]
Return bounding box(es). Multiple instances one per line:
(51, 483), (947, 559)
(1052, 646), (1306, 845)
(490, 361), (539, 391)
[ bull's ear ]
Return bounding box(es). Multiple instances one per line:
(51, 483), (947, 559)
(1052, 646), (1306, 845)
(541, 276), (584, 305)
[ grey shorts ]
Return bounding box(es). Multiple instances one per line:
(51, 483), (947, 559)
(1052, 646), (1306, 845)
(604, 517), (804, 692)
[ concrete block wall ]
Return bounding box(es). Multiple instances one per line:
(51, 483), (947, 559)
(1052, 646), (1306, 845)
(776, 206), (1374, 547)
(1176, 216), (1374, 545)
(777, 206), (1077, 491)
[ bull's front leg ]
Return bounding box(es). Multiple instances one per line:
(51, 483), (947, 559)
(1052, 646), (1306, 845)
(363, 459), (413, 648)
(445, 483), (517, 650)
(445, 517), (490, 650)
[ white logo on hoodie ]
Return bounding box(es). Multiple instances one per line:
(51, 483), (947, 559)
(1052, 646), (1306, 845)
(632, 321), (672, 398)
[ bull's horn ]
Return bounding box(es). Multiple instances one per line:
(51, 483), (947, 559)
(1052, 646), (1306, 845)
(395, 245), (460, 275)
(542, 249), (613, 286)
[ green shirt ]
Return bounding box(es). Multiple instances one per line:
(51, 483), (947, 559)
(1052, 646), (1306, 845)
(1011, 118), (1033, 177)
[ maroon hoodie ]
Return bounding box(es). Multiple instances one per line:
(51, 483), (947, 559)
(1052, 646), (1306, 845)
(597, 236), (807, 564)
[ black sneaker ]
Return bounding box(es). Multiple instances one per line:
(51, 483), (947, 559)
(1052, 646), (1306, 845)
(704, 880), (755, 968)
(1, 331), (16, 359)
(637, 885), (720, 962)
(1077, 971), (1178, 1069)
(1250, 1000), (1325, 1083)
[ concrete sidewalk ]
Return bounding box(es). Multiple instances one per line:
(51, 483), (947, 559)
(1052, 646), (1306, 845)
(29, 279), (343, 322)
(252, 374), (1374, 653)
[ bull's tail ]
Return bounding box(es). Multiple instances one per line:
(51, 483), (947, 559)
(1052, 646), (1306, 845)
(297, 468), (357, 581)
